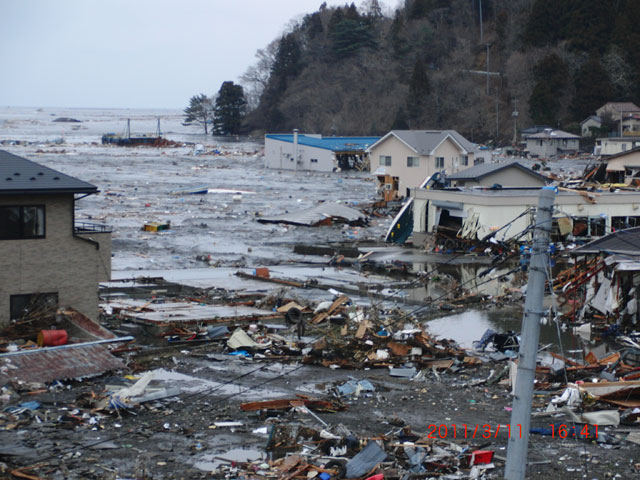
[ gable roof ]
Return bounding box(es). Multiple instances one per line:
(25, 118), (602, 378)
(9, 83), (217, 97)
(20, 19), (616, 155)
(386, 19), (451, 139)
(597, 102), (640, 115)
(0, 150), (98, 195)
(581, 115), (602, 125)
(265, 134), (379, 152)
(526, 129), (580, 140)
(447, 161), (549, 182)
(571, 227), (640, 257)
(368, 130), (475, 155)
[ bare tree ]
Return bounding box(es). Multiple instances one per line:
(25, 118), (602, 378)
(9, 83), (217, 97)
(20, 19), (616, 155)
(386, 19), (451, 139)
(240, 40), (279, 111)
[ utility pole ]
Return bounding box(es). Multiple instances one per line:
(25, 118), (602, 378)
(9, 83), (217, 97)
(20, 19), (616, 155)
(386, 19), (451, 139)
(512, 100), (519, 145)
(486, 44), (490, 95)
(479, 0), (483, 44)
(505, 187), (556, 480)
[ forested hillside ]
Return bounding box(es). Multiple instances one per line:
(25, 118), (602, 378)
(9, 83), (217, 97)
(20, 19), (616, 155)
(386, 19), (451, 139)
(240, 0), (640, 144)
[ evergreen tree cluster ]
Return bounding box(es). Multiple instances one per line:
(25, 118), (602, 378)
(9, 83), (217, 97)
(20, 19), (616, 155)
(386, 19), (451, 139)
(230, 0), (640, 141)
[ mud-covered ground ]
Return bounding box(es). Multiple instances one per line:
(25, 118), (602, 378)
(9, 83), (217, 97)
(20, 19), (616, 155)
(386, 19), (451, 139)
(2, 334), (638, 479)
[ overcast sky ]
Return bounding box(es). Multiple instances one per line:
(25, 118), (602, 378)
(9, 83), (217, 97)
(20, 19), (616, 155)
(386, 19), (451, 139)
(0, 0), (399, 110)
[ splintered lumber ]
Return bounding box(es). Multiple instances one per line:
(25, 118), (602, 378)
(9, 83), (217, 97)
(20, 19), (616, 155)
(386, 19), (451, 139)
(557, 186), (600, 204)
(311, 295), (349, 324)
(240, 395), (345, 412)
(235, 271), (304, 287)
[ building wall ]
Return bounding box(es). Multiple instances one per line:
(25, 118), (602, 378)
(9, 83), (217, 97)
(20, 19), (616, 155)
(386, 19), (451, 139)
(598, 138), (640, 156)
(606, 151), (640, 173)
(369, 135), (474, 197)
(454, 169), (547, 188)
(264, 138), (334, 172)
(0, 194), (110, 326)
(582, 119), (601, 137)
(526, 138), (579, 157)
(411, 189), (640, 242)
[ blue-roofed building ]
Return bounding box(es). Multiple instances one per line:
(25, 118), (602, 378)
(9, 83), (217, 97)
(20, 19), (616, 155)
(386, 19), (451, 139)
(264, 131), (380, 172)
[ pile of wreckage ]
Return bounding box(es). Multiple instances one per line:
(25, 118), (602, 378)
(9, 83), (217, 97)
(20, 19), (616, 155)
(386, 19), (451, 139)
(2, 274), (640, 477)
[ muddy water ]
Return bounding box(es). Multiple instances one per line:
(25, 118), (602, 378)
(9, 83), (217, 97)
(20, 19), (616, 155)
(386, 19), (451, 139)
(425, 308), (582, 355)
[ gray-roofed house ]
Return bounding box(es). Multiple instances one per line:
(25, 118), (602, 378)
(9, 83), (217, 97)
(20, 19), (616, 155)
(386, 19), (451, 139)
(446, 161), (549, 188)
(368, 130), (483, 198)
(0, 150), (111, 326)
(525, 129), (580, 158)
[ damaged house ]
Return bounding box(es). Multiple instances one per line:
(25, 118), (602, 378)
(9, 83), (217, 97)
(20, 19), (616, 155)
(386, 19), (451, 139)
(264, 131), (379, 172)
(0, 150), (111, 326)
(410, 186), (640, 248)
(600, 147), (640, 184)
(567, 227), (640, 327)
(368, 130), (484, 201)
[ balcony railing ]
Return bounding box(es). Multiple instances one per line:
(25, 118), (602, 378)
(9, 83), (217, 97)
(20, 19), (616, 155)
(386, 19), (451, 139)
(74, 221), (112, 233)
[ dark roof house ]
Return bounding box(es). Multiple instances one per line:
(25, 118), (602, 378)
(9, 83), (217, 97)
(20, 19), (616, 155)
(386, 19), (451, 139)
(446, 161), (549, 188)
(0, 150), (111, 327)
(0, 150), (97, 195)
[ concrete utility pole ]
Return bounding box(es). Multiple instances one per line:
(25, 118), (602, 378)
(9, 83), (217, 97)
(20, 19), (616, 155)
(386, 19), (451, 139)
(504, 187), (556, 480)
(486, 44), (491, 95)
(479, 0), (483, 43)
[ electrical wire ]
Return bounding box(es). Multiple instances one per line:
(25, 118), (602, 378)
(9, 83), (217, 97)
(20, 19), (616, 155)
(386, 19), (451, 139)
(27, 362), (306, 465)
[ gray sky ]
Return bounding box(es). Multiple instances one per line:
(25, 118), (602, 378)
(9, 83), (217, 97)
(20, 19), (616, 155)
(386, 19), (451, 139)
(0, 0), (397, 110)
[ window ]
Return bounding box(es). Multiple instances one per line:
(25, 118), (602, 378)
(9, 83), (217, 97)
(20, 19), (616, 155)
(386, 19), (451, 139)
(407, 156), (420, 167)
(10, 293), (58, 321)
(461, 155), (469, 166)
(435, 157), (444, 168)
(379, 155), (392, 166)
(310, 158), (318, 163)
(0, 205), (45, 240)
(622, 143), (627, 151)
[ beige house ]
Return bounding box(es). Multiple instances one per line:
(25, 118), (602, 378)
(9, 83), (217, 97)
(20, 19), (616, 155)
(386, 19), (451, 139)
(446, 161), (548, 188)
(368, 130), (481, 199)
(0, 150), (111, 326)
(603, 147), (640, 183)
(596, 102), (640, 118)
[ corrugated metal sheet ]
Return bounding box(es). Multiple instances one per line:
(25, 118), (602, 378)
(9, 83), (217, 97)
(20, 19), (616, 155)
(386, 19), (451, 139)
(0, 343), (126, 384)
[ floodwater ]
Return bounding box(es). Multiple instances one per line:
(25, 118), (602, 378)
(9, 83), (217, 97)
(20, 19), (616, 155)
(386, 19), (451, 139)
(0, 107), (388, 271)
(194, 447), (265, 471)
(426, 308), (582, 356)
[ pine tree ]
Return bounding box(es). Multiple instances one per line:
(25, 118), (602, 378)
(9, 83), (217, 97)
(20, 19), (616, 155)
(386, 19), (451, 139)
(528, 54), (568, 125)
(407, 58), (431, 121)
(213, 82), (247, 135)
(570, 57), (614, 120)
(183, 94), (214, 134)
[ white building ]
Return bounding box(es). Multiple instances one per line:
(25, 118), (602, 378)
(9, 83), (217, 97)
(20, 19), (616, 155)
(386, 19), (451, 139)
(264, 132), (379, 172)
(595, 137), (640, 156)
(410, 187), (640, 246)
